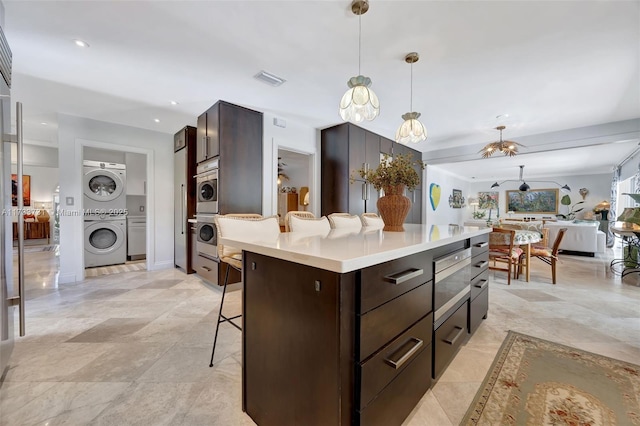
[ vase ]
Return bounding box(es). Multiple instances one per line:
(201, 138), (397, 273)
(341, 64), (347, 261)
(37, 208), (50, 223)
(377, 185), (411, 232)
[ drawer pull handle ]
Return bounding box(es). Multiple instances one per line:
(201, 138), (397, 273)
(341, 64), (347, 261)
(474, 242), (488, 248)
(443, 326), (465, 345)
(475, 261), (489, 269)
(384, 337), (423, 369)
(474, 279), (488, 290)
(384, 268), (424, 285)
(201, 266), (212, 272)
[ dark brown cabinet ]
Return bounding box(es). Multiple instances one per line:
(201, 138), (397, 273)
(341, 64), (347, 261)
(196, 104), (219, 163)
(321, 123), (422, 222)
(191, 101), (262, 286)
(469, 234), (490, 334)
(321, 123), (381, 216)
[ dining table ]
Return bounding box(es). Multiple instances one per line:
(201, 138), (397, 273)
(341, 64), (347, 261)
(512, 229), (542, 282)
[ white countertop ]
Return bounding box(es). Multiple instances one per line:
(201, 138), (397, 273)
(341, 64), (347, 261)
(220, 224), (491, 273)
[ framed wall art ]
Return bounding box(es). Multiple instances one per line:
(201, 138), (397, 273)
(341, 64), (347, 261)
(11, 174), (30, 206)
(478, 191), (498, 209)
(506, 188), (559, 214)
(449, 189), (464, 208)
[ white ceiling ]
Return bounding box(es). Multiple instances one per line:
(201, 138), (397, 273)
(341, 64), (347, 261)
(3, 0), (639, 178)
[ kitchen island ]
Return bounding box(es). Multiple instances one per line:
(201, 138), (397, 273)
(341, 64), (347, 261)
(221, 224), (491, 426)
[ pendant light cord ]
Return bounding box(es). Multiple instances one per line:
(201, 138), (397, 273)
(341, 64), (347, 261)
(410, 61), (413, 112)
(358, 10), (362, 75)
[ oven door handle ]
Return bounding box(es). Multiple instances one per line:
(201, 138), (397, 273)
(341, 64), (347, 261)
(434, 257), (471, 283)
(384, 268), (424, 285)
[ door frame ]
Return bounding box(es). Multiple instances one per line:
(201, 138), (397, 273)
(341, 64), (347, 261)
(75, 139), (153, 280)
(271, 141), (317, 218)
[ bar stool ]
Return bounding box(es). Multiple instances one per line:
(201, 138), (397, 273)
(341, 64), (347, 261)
(283, 210), (316, 232)
(327, 213), (363, 231)
(209, 213), (280, 367)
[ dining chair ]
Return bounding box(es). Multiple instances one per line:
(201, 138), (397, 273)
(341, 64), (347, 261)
(360, 212), (384, 229)
(526, 227), (567, 284)
(489, 228), (523, 285)
(328, 213), (363, 231)
(209, 213), (280, 367)
(284, 211), (316, 232)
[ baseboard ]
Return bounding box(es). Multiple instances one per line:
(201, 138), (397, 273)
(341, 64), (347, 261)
(149, 260), (173, 271)
(58, 272), (78, 283)
(559, 249), (595, 257)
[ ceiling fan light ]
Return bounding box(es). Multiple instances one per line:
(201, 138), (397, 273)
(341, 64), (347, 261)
(396, 112), (427, 144)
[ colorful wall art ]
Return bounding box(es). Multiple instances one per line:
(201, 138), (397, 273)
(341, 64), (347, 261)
(429, 183), (441, 210)
(506, 188), (559, 214)
(11, 174), (31, 206)
(478, 191), (498, 209)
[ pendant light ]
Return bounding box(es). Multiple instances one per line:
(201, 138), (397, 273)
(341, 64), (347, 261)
(339, 0), (380, 123)
(396, 52), (427, 144)
(490, 165), (571, 192)
(480, 126), (524, 158)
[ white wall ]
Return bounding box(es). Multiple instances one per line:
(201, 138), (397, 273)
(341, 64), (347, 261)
(467, 172), (612, 220)
(57, 114), (173, 283)
(424, 165), (470, 227)
(263, 112), (319, 217)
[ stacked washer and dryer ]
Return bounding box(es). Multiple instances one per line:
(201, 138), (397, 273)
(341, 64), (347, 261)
(83, 160), (128, 267)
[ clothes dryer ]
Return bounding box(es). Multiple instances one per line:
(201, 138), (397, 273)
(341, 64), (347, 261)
(84, 216), (127, 267)
(83, 160), (127, 213)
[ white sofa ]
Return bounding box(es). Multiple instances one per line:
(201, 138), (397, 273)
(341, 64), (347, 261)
(545, 222), (605, 256)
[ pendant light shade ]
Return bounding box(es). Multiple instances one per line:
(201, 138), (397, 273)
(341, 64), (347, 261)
(396, 52), (427, 144)
(339, 75), (380, 122)
(491, 165), (571, 192)
(339, 0), (379, 123)
(480, 126), (524, 158)
(396, 112), (427, 144)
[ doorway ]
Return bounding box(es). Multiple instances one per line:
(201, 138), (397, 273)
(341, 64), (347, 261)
(276, 148), (314, 227)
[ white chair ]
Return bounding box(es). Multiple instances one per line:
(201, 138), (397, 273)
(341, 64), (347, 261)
(360, 213), (384, 229)
(328, 213), (363, 231)
(288, 214), (331, 235)
(284, 211), (316, 232)
(209, 214), (280, 367)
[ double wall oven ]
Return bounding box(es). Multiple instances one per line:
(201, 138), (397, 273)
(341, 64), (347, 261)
(195, 158), (219, 260)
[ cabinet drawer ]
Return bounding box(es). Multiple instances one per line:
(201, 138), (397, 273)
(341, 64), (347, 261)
(433, 302), (469, 379)
(359, 313), (432, 410)
(471, 234), (489, 258)
(359, 282), (432, 362)
(194, 255), (219, 284)
(358, 341), (432, 426)
(469, 287), (489, 334)
(470, 269), (489, 300)
(361, 251), (432, 314)
(471, 253), (489, 279)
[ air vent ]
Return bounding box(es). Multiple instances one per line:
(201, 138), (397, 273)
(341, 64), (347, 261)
(0, 26), (12, 88)
(254, 70), (286, 87)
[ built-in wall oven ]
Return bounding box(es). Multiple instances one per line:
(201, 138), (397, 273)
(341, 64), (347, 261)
(196, 215), (218, 260)
(433, 248), (471, 328)
(196, 158), (218, 214)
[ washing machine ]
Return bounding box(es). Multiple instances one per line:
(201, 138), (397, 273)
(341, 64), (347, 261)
(84, 216), (127, 267)
(83, 160), (127, 213)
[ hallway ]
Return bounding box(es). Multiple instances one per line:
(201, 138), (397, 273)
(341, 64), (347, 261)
(1, 247), (639, 425)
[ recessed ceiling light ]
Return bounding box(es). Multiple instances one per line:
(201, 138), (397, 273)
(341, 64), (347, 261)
(170, 101), (179, 106)
(74, 39), (89, 48)
(40, 122), (47, 125)
(154, 118), (160, 123)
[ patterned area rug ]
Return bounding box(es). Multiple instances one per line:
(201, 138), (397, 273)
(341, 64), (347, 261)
(463, 331), (640, 425)
(84, 260), (146, 278)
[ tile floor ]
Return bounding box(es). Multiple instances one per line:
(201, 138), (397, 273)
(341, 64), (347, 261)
(1, 246), (639, 425)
